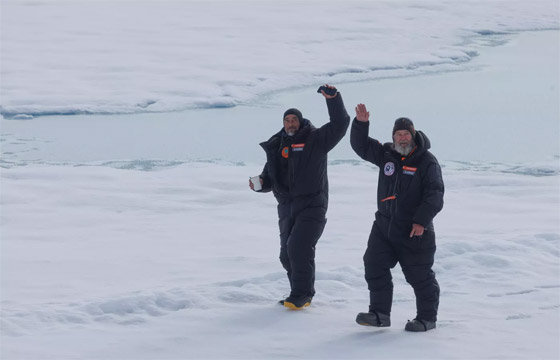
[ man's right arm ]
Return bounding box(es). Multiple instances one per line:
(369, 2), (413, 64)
(350, 104), (384, 166)
(258, 163), (272, 193)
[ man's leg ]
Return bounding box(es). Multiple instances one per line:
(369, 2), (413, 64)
(399, 230), (440, 322)
(278, 203), (294, 288)
(286, 207), (326, 298)
(364, 221), (398, 317)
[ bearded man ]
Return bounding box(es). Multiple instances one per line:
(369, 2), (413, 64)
(350, 103), (444, 332)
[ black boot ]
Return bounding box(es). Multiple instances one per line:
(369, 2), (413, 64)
(284, 295), (312, 310)
(356, 311), (391, 327)
(405, 318), (436, 332)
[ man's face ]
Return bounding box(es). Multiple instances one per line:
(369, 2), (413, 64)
(393, 130), (414, 155)
(283, 114), (300, 136)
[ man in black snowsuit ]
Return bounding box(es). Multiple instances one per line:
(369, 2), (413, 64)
(350, 103), (444, 332)
(249, 84), (350, 310)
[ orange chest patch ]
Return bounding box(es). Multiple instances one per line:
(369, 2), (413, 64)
(291, 143), (305, 152)
(403, 166), (417, 175)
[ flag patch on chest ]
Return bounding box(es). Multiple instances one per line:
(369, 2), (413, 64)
(291, 143), (305, 152)
(384, 162), (395, 176)
(403, 166), (417, 175)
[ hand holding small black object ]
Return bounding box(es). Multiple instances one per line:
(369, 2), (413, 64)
(317, 85), (337, 96)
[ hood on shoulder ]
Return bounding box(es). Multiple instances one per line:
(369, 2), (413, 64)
(406, 130), (431, 159)
(414, 130), (431, 152)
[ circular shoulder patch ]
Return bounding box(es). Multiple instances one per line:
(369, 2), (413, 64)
(281, 147), (289, 159)
(384, 162), (395, 176)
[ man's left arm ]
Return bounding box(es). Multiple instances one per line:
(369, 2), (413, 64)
(413, 160), (445, 228)
(316, 86), (351, 152)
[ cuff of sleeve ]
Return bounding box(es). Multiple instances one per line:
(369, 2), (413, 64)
(412, 215), (430, 228)
(353, 118), (370, 126)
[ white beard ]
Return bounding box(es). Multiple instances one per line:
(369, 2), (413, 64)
(286, 130), (296, 136)
(393, 141), (414, 156)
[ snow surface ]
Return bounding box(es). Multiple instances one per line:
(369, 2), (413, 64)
(1, 1), (560, 359)
(1, 161), (559, 359)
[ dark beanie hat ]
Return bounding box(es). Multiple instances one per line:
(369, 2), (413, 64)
(283, 108), (303, 122)
(393, 117), (415, 137)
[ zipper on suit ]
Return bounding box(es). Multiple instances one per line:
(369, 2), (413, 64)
(387, 166), (400, 239)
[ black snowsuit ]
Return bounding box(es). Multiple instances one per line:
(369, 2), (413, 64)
(350, 119), (444, 322)
(258, 95), (350, 298)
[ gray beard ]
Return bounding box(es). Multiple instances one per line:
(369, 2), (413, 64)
(286, 130), (296, 136)
(393, 141), (414, 156)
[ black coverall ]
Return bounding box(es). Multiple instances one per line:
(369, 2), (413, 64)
(351, 119), (444, 321)
(258, 95), (350, 298)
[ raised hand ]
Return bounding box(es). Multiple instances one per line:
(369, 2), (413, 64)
(355, 103), (370, 122)
(319, 84), (338, 99)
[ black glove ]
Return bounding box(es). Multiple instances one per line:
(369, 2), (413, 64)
(317, 85), (337, 96)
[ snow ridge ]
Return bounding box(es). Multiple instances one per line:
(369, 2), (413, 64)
(1, 0), (558, 119)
